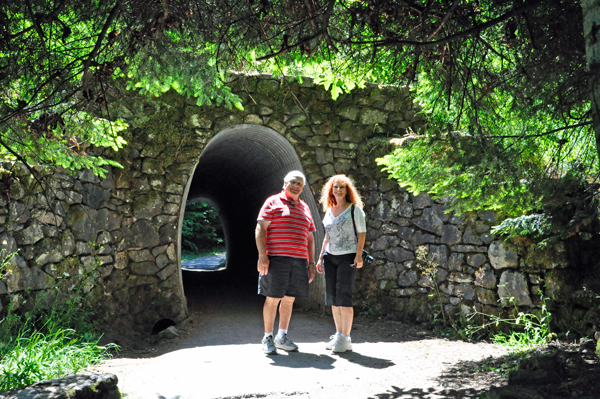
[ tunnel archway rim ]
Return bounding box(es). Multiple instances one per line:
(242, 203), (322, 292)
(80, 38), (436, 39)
(176, 123), (325, 309)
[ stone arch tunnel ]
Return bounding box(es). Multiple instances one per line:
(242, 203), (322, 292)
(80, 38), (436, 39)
(179, 124), (325, 298)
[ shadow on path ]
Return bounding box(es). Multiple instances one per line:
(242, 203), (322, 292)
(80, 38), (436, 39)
(337, 351), (396, 369)
(267, 352), (337, 369)
(94, 266), (507, 399)
(366, 385), (487, 399)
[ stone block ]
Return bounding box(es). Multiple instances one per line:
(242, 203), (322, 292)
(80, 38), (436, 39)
(372, 201), (394, 222)
(476, 287), (498, 305)
(413, 207), (443, 235)
(488, 241), (518, 270)
(97, 209), (123, 232)
(0, 233), (18, 257)
(360, 109), (387, 125)
(454, 283), (476, 300)
(131, 261), (160, 276)
(372, 236), (390, 251)
(467, 253), (487, 268)
(544, 269), (577, 303)
(14, 223), (44, 245)
(33, 210), (63, 226)
(462, 226), (483, 245)
(498, 270), (532, 307)
(9, 201), (29, 224)
(440, 225), (462, 245)
(413, 231), (435, 245)
(126, 220), (160, 248)
(285, 113), (308, 127)
(412, 192), (433, 209)
(132, 191), (162, 220)
(82, 183), (107, 209)
(129, 249), (154, 262)
(397, 226), (414, 241)
(66, 205), (98, 242)
(398, 270), (418, 287)
(385, 247), (415, 262)
(475, 266), (496, 289)
(334, 158), (354, 174)
(427, 245), (448, 269)
(338, 106), (360, 120)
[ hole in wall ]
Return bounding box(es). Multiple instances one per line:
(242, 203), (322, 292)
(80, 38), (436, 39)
(151, 318), (176, 335)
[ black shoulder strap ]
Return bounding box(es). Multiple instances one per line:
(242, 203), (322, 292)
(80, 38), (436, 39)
(350, 204), (357, 239)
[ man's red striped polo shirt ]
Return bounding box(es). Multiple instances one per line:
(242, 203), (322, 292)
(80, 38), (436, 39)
(258, 191), (316, 259)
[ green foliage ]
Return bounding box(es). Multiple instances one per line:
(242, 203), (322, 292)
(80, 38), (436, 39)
(0, 248), (117, 391)
(0, 327), (116, 391)
(491, 299), (554, 354)
(377, 121), (599, 240)
(124, 38), (243, 110)
(420, 245), (556, 347)
(181, 201), (224, 253)
(0, 1), (131, 176)
(377, 132), (540, 217)
(181, 246), (226, 262)
(0, 248), (15, 277)
(491, 214), (551, 240)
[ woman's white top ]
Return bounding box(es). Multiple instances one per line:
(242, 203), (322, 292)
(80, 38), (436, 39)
(322, 204), (367, 255)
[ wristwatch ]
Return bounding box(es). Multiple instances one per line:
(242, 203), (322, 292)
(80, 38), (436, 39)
(309, 261), (315, 266)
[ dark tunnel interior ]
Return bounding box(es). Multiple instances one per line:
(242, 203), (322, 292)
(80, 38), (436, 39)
(181, 124), (323, 298)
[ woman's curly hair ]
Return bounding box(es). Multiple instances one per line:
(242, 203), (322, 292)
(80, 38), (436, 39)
(319, 174), (364, 211)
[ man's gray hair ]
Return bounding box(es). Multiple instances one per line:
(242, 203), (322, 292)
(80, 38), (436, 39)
(283, 170), (306, 184)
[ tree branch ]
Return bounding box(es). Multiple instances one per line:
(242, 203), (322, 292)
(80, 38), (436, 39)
(348, 0), (543, 50)
(427, 0), (461, 40)
(256, 0), (336, 61)
(0, 132), (41, 180)
(485, 122), (592, 139)
(82, 2), (121, 92)
(24, 0), (47, 50)
(256, 31), (325, 61)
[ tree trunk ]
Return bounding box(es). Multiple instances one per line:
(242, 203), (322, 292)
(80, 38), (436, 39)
(582, 0), (600, 163)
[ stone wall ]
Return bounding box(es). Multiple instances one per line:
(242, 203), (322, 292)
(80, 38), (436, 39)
(0, 374), (119, 399)
(1, 73), (599, 338)
(352, 163), (600, 335)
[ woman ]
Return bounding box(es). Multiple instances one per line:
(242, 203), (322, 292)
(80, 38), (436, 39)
(316, 174), (366, 353)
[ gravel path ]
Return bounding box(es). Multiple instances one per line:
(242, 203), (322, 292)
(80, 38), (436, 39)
(87, 271), (508, 399)
(181, 253), (227, 271)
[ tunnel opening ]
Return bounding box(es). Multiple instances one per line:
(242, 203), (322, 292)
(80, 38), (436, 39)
(180, 199), (227, 272)
(178, 124), (324, 306)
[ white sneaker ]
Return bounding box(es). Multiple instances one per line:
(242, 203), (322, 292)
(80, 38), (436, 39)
(325, 334), (339, 350)
(332, 335), (352, 353)
(274, 334), (298, 351)
(261, 336), (277, 355)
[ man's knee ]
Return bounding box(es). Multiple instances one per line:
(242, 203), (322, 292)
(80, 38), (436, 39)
(265, 296), (282, 306)
(281, 295), (295, 305)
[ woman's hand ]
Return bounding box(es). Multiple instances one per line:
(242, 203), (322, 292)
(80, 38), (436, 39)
(316, 259), (324, 274)
(353, 253), (364, 269)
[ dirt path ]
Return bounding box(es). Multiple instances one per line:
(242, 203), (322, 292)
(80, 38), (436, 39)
(88, 271), (508, 398)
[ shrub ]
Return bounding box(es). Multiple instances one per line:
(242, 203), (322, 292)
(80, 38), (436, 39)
(181, 201), (224, 252)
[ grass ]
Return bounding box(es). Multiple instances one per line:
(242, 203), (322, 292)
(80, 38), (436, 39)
(489, 297), (554, 355)
(0, 250), (118, 392)
(181, 246), (226, 262)
(0, 326), (117, 391)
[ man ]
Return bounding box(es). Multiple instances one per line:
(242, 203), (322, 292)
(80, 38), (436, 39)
(256, 171), (316, 355)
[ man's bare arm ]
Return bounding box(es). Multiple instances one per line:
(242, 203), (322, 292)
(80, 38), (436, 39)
(256, 220), (271, 275)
